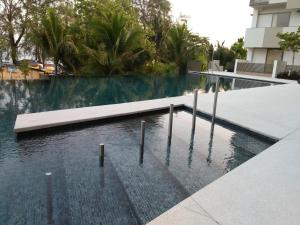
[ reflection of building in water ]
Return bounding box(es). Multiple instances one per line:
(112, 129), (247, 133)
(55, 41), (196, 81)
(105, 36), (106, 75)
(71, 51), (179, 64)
(225, 132), (272, 172)
(232, 78), (272, 90)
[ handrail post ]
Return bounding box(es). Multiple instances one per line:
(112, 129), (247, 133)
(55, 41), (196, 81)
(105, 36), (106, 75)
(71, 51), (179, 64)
(99, 144), (104, 167)
(210, 77), (220, 138)
(139, 120), (146, 164)
(46, 172), (53, 225)
(191, 89), (198, 136)
(168, 104), (174, 145)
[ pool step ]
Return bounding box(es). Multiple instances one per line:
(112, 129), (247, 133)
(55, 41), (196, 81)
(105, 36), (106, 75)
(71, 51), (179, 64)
(61, 133), (141, 225)
(106, 134), (191, 224)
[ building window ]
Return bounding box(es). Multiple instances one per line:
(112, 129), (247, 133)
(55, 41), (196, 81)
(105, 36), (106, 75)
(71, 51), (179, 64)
(274, 13), (290, 27)
(257, 14), (272, 28)
(257, 12), (291, 28)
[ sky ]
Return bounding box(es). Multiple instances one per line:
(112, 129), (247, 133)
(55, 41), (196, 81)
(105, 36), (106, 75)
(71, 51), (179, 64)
(170, 0), (253, 47)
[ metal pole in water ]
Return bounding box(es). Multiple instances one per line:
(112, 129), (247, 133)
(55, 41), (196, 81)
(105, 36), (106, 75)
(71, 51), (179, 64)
(191, 89), (198, 136)
(139, 120), (146, 164)
(231, 78), (236, 90)
(168, 104), (174, 145)
(99, 144), (104, 167)
(46, 172), (53, 225)
(210, 77), (220, 138)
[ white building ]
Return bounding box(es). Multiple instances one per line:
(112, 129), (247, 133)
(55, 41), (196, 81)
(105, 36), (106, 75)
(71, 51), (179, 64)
(245, 0), (300, 70)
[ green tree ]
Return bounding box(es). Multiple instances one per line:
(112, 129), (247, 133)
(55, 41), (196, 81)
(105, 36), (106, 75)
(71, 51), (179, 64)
(0, 0), (58, 64)
(0, 66), (3, 80)
(33, 9), (78, 75)
(277, 27), (300, 72)
(0, 37), (7, 64)
(230, 38), (247, 60)
(167, 23), (208, 75)
(213, 41), (235, 71)
(19, 60), (31, 78)
(84, 12), (150, 75)
(133, 0), (172, 56)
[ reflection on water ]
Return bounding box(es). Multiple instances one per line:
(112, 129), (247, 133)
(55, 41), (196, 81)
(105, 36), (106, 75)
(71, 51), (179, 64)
(0, 74), (234, 161)
(0, 108), (274, 224)
(0, 74), (276, 225)
(206, 137), (214, 166)
(188, 126), (196, 167)
(165, 144), (171, 167)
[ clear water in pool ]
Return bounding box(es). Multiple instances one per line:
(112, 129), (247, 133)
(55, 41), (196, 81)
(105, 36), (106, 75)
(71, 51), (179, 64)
(0, 110), (273, 225)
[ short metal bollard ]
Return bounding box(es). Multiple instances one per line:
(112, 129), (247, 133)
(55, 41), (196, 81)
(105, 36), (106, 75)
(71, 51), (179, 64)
(139, 121), (146, 164)
(210, 77), (220, 138)
(99, 144), (105, 167)
(191, 89), (198, 136)
(45, 172), (53, 225)
(167, 104), (174, 145)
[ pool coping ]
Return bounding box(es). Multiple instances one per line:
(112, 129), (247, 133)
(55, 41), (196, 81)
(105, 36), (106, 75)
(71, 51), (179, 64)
(13, 76), (300, 225)
(189, 70), (298, 84)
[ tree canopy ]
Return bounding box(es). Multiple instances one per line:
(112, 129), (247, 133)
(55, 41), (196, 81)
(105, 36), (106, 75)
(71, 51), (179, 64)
(0, 0), (245, 75)
(277, 27), (300, 71)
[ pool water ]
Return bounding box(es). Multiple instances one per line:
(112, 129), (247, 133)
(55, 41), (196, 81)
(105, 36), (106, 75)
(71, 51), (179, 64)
(0, 110), (273, 225)
(0, 74), (276, 225)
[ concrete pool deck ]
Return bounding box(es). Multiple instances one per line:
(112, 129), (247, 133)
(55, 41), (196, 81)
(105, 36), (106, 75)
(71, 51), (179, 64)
(14, 75), (300, 225)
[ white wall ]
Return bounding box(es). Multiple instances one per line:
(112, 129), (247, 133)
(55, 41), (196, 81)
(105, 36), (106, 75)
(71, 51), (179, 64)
(289, 10), (300, 26)
(283, 51), (300, 66)
(287, 0), (300, 9)
(252, 9), (259, 28)
(252, 49), (267, 63)
(247, 49), (254, 61)
(245, 28), (265, 48)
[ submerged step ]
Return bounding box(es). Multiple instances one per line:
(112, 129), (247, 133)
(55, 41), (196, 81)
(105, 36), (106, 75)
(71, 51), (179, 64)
(3, 109), (273, 225)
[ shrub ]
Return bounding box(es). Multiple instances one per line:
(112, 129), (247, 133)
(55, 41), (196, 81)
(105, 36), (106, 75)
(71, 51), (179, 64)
(19, 61), (31, 77)
(144, 61), (176, 75)
(277, 71), (300, 83)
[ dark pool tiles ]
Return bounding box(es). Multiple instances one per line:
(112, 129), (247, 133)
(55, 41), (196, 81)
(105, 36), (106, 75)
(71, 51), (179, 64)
(102, 118), (203, 221)
(142, 112), (256, 189)
(123, 113), (228, 193)
(168, 111), (271, 157)
(229, 132), (272, 155)
(0, 144), (62, 225)
(106, 135), (193, 224)
(0, 166), (48, 225)
(0, 111), (272, 225)
(59, 133), (140, 225)
(144, 128), (225, 193)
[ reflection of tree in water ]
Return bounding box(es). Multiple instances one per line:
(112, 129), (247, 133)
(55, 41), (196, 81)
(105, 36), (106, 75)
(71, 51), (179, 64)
(198, 75), (232, 93)
(0, 75), (233, 118)
(0, 75), (228, 162)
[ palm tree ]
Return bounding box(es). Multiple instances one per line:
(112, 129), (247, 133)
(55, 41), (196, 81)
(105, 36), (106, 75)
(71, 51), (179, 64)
(167, 24), (190, 75)
(85, 13), (146, 75)
(230, 38), (247, 60)
(167, 23), (207, 75)
(34, 9), (78, 75)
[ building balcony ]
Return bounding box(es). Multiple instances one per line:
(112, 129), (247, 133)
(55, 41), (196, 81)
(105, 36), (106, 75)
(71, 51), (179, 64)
(244, 27), (298, 48)
(287, 0), (300, 9)
(249, 0), (300, 8)
(249, 0), (271, 7)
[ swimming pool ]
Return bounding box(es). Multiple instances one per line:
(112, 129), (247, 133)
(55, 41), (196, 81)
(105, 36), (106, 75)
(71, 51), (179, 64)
(0, 74), (276, 224)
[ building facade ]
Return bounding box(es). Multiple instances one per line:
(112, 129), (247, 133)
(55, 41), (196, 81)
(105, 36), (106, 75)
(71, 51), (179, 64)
(245, 0), (300, 68)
